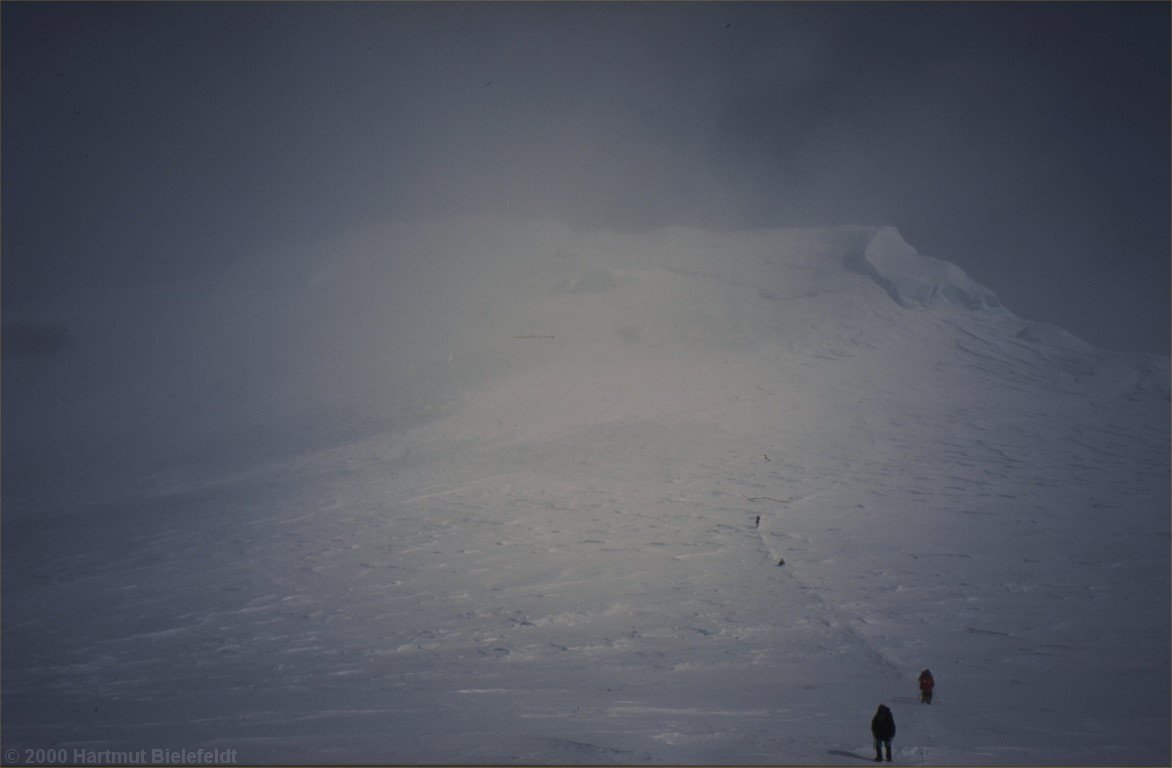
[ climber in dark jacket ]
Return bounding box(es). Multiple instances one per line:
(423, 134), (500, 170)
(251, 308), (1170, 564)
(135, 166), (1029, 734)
(870, 704), (896, 762)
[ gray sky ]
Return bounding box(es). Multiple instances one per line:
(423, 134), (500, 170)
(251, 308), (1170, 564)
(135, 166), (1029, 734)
(3, 1), (1169, 353)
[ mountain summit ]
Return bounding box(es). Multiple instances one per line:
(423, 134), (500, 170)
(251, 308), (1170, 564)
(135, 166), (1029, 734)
(847, 226), (1008, 313)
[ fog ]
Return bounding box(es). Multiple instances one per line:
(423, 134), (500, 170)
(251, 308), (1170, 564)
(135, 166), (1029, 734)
(2, 2), (1168, 506)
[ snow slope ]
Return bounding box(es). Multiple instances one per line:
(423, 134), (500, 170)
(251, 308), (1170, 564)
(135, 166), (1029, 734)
(3, 219), (1168, 764)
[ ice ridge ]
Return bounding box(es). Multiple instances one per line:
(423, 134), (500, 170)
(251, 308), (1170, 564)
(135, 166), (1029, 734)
(848, 226), (1010, 315)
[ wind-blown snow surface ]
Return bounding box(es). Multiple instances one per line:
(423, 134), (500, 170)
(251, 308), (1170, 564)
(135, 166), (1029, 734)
(3, 220), (1169, 764)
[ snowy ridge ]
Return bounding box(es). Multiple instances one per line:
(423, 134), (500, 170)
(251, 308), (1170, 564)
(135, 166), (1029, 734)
(2, 219), (1168, 764)
(849, 227), (1010, 315)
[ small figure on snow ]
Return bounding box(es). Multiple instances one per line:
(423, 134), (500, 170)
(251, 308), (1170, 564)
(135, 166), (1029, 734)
(870, 704), (896, 762)
(755, 515), (761, 528)
(918, 669), (935, 704)
(776, 558), (785, 566)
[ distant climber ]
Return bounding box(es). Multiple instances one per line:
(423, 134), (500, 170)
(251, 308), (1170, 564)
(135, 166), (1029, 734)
(870, 704), (896, 762)
(918, 669), (935, 704)
(755, 515), (761, 528)
(776, 558), (785, 566)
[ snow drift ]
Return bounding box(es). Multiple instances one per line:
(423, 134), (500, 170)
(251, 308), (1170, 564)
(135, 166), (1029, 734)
(2, 219), (1168, 764)
(847, 227), (1009, 314)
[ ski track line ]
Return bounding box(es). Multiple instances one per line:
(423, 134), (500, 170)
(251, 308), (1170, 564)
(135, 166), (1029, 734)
(756, 509), (905, 680)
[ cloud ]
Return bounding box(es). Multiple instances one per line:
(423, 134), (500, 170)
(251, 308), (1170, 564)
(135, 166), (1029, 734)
(1, 323), (72, 358)
(1, 3), (1166, 349)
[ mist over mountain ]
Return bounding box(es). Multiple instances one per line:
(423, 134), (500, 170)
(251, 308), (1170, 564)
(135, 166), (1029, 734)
(2, 219), (1167, 763)
(3, 2), (1168, 356)
(3, 218), (1164, 512)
